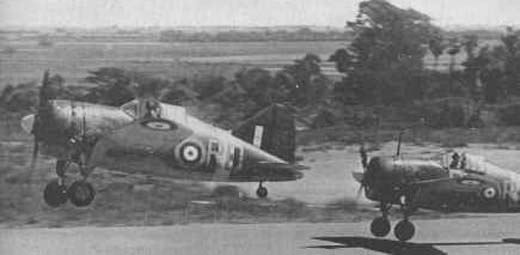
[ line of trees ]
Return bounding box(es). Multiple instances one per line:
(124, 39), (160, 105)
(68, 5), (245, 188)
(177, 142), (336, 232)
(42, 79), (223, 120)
(326, 0), (520, 128)
(3, 0), (520, 131)
(0, 54), (331, 128)
(330, 0), (520, 106)
(159, 27), (352, 42)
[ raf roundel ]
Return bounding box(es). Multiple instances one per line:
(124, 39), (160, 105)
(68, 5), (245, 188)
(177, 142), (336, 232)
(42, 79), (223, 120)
(482, 187), (497, 199)
(180, 142), (202, 164)
(141, 119), (175, 131)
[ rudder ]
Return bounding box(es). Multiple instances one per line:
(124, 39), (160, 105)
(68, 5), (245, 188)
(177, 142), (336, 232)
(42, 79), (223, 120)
(232, 104), (296, 163)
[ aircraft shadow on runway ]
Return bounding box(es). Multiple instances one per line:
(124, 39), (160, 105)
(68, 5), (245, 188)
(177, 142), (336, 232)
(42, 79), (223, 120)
(307, 236), (520, 255)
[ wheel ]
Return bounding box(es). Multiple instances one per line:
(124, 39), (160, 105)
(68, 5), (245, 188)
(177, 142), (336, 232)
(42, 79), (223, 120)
(68, 181), (95, 207)
(256, 186), (268, 198)
(370, 216), (391, 237)
(394, 219), (415, 242)
(43, 179), (68, 207)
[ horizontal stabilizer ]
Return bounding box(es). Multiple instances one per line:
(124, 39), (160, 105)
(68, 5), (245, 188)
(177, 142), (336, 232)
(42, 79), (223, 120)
(255, 161), (310, 171)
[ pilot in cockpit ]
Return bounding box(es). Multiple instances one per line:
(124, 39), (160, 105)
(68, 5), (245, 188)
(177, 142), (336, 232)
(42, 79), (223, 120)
(459, 152), (467, 169)
(450, 152), (460, 169)
(144, 100), (161, 119)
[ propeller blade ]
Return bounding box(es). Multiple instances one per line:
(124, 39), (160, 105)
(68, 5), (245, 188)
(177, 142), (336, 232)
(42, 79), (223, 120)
(20, 114), (35, 134)
(29, 138), (39, 171)
(39, 69), (51, 107)
(352, 171), (366, 201)
(396, 130), (404, 157)
(26, 70), (51, 173)
(359, 144), (368, 169)
(355, 184), (364, 200)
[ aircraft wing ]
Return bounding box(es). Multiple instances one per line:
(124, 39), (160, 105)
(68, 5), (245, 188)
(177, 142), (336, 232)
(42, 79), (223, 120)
(406, 176), (500, 210)
(410, 177), (455, 185)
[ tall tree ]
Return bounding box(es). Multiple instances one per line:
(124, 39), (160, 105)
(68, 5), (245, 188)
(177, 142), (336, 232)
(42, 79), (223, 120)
(446, 37), (461, 94)
(461, 35), (481, 98)
(501, 27), (520, 95)
(330, 0), (441, 104)
(280, 54), (327, 106)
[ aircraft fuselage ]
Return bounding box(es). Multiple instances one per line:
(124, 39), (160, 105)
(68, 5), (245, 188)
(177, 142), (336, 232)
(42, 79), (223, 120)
(23, 100), (302, 183)
(362, 156), (520, 213)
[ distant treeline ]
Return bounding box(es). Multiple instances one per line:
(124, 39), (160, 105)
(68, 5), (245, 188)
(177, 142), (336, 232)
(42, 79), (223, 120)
(444, 29), (503, 41)
(159, 28), (353, 42)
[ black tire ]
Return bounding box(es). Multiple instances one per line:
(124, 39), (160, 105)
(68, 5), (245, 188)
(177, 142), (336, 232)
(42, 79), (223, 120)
(394, 219), (415, 242)
(370, 216), (391, 237)
(68, 181), (95, 207)
(43, 180), (68, 207)
(256, 186), (268, 198)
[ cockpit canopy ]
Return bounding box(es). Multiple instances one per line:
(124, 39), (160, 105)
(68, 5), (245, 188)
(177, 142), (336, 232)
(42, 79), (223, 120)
(120, 99), (223, 135)
(442, 152), (516, 179)
(121, 99), (187, 122)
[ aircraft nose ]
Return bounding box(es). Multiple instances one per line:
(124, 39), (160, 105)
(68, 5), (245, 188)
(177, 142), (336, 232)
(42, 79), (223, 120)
(21, 114), (35, 134)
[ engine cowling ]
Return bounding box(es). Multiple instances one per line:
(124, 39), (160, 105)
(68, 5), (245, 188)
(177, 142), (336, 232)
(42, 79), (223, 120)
(363, 156), (448, 202)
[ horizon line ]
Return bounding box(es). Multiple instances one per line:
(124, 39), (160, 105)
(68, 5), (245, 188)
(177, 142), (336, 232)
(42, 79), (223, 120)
(0, 23), (518, 31)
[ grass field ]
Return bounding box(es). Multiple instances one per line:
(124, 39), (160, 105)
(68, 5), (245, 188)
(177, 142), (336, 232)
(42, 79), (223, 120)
(0, 38), (501, 89)
(0, 40), (347, 88)
(0, 137), (480, 228)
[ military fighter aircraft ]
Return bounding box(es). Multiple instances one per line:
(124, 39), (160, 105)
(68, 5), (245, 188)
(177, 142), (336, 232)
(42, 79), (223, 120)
(353, 132), (520, 242)
(21, 71), (306, 208)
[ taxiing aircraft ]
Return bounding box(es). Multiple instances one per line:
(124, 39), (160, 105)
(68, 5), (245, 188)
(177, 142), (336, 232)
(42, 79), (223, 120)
(21, 71), (306, 207)
(353, 132), (520, 242)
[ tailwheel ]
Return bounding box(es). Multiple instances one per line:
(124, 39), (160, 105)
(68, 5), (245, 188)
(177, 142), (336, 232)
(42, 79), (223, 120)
(256, 182), (268, 198)
(43, 179), (68, 207)
(370, 216), (391, 237)
(394, 219), (415, 242)
(68, 180), (95, 207)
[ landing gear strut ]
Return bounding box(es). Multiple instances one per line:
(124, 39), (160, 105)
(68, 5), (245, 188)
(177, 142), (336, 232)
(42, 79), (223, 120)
(256, 181), (268, 198)
(43, 160), (69, 207)
(43, 158), (96, 207)
(369, 200), (417, 242)
(370, 202), (391, 237)
(394, 196), (416, 242)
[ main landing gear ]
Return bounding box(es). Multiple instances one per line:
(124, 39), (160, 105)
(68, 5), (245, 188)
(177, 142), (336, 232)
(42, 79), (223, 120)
(369, 201), (416, 242)
(256, 181), (268, 198)
(370, 203), (391, 237)
(43, 159), (95, 207)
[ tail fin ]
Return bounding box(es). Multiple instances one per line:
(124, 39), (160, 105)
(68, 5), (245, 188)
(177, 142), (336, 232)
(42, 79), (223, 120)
(232, 104), (296, 163)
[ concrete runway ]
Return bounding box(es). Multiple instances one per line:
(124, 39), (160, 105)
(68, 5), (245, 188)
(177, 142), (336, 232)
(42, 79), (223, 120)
(2, 215), (520, 255)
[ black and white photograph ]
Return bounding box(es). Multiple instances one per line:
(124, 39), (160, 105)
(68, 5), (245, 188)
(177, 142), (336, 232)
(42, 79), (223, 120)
(1, 0), (520, 254)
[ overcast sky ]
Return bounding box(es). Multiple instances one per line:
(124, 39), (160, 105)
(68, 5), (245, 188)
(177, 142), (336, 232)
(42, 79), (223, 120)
(0, 0), (519, 28)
